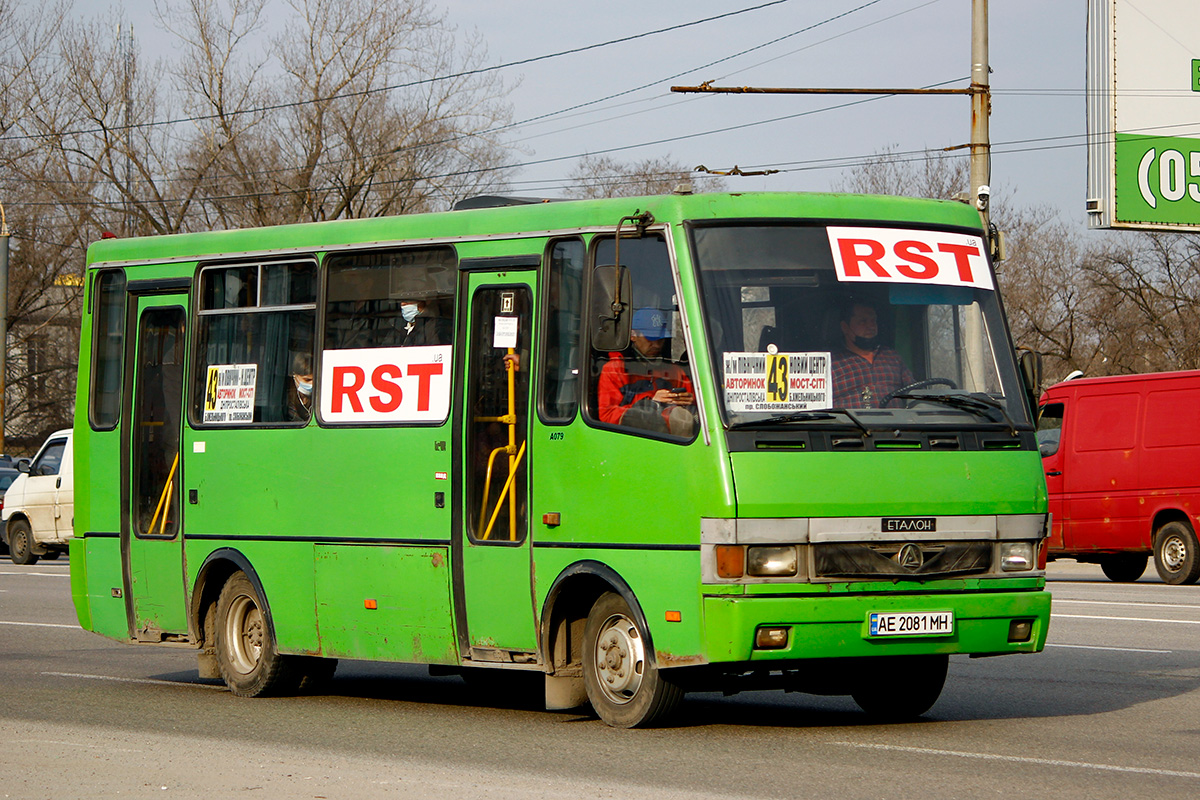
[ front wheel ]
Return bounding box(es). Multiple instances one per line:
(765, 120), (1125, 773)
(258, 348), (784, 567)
(850, 654), (948, 720)
(7, 520), (39, 566)
(582, 592), (683, 728)
(1100, 553), (1148, 583)
(215, 572), (301, 697)
(1153, 521), (1200, 585)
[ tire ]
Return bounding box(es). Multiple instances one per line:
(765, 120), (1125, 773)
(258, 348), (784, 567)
(1153, 521), (1200, 585)
(214, 572), (301, 697)
(582, 591), (683, 728)
(1100, 553), (1148, 583)
(8, 520), (39, 566)
(851, 654), (948, 720)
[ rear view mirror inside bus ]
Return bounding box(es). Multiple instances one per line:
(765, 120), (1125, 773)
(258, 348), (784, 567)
(589, 264), (631, 352)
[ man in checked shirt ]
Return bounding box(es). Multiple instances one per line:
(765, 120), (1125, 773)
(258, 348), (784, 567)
(830, 299), (914, 409)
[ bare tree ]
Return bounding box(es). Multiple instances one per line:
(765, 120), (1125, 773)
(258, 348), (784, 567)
(167, 0), (514, 226)
(564, 154), (725, 199)
(0, 0), (518, 449)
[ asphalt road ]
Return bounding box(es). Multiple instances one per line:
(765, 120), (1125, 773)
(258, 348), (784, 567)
(1, 559), (1198, 799)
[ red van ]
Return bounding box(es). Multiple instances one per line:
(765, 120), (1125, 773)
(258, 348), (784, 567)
(1038, 370), (1200, 584)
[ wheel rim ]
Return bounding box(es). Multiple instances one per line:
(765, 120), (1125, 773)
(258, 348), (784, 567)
(1162, 535), (1187, 572)
(12, 530), (26, 556)
(224, 593), (264, 674)
(592, 613), (646, 705)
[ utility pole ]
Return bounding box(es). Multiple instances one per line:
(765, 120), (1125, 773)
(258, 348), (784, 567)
(672, 0), (994, 240)
(0, 202), (9, 456)
(970, 0), (991, 231)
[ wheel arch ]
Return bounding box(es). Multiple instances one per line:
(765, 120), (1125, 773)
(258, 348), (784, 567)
(1151, 508), (1194, 539)
(3, 512), (31, 545)
(189, 548), (276, 647)
(539, 560), (653, 675)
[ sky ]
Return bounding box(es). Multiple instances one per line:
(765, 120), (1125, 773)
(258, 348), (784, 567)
(81, 0), (1089, 227)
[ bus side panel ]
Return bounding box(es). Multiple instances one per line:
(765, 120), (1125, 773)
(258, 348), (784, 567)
(186, 539), (319, 652)
(530, 422), (734, 664)
(314, 544), (457, 663)
(535, 547), (707, 665)
(71, 537), (128, 638)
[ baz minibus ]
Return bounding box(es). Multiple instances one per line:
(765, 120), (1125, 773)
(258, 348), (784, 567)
(70, 191), (1050, 727)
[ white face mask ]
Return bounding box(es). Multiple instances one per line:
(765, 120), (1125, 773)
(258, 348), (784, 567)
(294, 375), (313, 397)
(401, 302), (420, 323)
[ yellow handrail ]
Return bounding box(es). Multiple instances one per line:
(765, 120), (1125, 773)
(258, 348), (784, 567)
(146, 452), (179, 536)
(477, 348), (525, 541)
(480, 441), (526, 541)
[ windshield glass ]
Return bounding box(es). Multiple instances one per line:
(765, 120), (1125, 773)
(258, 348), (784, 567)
(690, 223), (1030, 430)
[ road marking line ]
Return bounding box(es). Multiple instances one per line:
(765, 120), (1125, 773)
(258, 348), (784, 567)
(1055, 614), (1200, 625)
(1045, 643), (1171, 653)
(42, 671), (225, 690)
(0, 620), (79, 629)
(0, 571), (71, 577)
(831, 742), (1200, 779)
(1055, 599), (1200, 611)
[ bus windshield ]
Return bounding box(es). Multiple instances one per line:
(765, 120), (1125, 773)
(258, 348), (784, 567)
(690, 222), (1030, 430)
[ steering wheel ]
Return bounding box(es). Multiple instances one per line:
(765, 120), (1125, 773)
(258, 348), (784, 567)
(882, 377), (958, 408)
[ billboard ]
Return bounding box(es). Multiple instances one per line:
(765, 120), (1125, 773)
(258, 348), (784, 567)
(1086, 0), (1200, 230)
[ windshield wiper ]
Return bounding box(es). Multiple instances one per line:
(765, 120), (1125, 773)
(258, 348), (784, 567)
(892, 391), (1018, 435)
(729, 408), (870, 436)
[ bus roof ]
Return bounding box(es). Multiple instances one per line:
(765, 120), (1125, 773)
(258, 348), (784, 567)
(84, 191), (984, 268)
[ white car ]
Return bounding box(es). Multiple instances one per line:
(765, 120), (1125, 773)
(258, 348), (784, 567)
(2, 429), (73, 565)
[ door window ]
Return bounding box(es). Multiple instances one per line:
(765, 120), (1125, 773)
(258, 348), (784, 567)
(466, 287), (531, 544)
(134, 307), (185, 538)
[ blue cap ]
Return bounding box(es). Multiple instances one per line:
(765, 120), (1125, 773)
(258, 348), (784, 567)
(632, 308), (670, 340)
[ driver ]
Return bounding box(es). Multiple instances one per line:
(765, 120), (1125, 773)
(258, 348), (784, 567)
(831, 299), (914, 409)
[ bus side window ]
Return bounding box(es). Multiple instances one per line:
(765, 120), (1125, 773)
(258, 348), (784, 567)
(323, 246), (456, 351)
(193, 260), (317, 426)
(540, 238), (584, 422)
(585, 234), (696, 440)
(90, 268), (127, 430)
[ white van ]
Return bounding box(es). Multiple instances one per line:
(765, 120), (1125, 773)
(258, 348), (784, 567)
(2, 429), (73, 564)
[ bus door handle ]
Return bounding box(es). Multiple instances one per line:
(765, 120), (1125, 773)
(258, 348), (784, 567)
(1045, 470), (1062, 477)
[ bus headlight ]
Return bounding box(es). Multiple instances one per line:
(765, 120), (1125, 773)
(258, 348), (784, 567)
(1000, 542), (1035, 571)
(747, 546), (798, 577)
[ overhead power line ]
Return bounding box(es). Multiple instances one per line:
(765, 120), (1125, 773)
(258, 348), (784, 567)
(0, 0), (800, 144)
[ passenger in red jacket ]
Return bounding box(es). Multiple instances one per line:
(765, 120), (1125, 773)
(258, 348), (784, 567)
(598, 308), (696, 436)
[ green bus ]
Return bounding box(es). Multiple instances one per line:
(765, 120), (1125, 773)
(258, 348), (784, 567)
(70, 191), (1051, 727)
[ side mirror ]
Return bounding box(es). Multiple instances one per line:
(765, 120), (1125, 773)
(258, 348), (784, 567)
(16, 459), (30, 474)
(590, 265), (631, 352)
(1017, 348), (1043, 416)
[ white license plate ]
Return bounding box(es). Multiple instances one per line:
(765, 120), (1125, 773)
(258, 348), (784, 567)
(868, 611), (954, 637)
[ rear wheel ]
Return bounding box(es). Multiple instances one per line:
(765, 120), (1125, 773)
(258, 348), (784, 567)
(215, 572), (301, 697)
(41, 549), (61, 561)
(850, 654), (948, 720)
(8, 520), (39, 566)
(1153, 521), (1200, 585)
(582, 591), (683, 728)
(1099, 553), (1148, 583)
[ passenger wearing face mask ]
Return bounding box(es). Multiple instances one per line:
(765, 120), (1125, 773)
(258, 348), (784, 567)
(398, 298), (452, 347)
(286, 352), (315, 421)
(830, 299), (913, 409)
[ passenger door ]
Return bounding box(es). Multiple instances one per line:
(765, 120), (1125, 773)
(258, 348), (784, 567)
(456, 268), (539, 658)
(122, 293), (189, 639)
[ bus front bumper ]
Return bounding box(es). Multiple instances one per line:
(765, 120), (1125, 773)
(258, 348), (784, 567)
(702, 589), (1050, 663)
